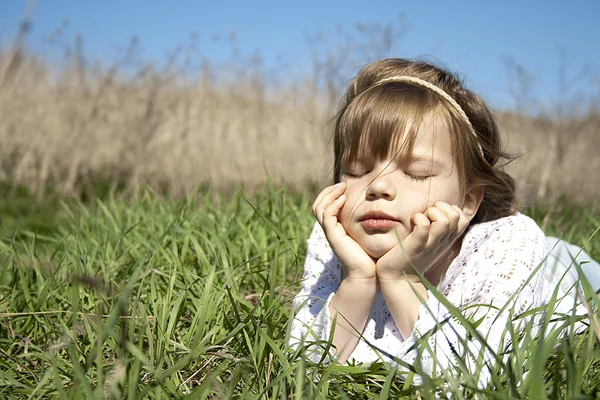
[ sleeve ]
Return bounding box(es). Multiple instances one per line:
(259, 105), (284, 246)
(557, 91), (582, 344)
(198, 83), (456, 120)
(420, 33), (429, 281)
(545, 236), (600, 295)
(542, 236), (598, 333)
(380, 215), (547, 386)
(289, 222), (342, 361)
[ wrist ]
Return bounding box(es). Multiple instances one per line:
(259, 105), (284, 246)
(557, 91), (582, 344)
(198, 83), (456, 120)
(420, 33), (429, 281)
(332, 276), (377, 310)
(341, 274), (378, 287)
(378, 275), (425, 288)
(376, 256), (427, 283)
(379, 279), (428, 314)
(378, 279), (428, 340)
(342, 264), (377, 282)
(376, 269), (422, 284)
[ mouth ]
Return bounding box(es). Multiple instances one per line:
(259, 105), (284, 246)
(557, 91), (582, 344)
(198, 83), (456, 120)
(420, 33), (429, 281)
(359, 211), (400, 230)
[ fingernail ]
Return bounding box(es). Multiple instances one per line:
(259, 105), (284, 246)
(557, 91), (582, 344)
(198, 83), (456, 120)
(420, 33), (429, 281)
(335, 183), (341, 188)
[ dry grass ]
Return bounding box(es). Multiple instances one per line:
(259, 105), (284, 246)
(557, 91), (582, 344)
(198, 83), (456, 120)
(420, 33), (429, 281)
(501, 111), (600, 204)
(0, 51), (332, 198)
(1, 48), (599, 203)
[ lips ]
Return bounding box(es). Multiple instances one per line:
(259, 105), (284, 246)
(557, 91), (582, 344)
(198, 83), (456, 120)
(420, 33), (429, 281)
(359, 211), (400, 230)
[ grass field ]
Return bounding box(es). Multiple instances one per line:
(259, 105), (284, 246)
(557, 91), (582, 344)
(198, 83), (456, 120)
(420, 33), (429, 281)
(2, 16), (600, 397)
(2, 47), (600, 205)
(0, 185), (599, 398)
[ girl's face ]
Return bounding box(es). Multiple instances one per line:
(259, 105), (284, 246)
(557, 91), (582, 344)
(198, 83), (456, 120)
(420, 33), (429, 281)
(339, 115), (466, 259)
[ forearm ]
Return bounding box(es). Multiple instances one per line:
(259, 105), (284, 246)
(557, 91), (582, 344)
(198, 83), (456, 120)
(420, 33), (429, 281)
(379, 278), (428, 340)
(328, 277), (377, 363)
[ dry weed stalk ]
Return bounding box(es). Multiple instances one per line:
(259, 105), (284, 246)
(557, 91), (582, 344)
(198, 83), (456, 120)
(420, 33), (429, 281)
(0, 48), (332, 198)
(501, 111), (600, 204)
(0, 42), (599, 202)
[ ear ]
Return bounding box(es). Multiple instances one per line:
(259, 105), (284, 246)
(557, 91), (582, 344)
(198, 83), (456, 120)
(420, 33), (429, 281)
(461, 183), (484, 222)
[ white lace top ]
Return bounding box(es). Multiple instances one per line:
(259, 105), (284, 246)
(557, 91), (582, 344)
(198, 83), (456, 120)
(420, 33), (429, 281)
(290, 213), (586, 381)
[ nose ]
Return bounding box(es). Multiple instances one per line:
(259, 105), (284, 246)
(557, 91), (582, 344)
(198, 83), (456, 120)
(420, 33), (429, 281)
(366, 172), (397, 200)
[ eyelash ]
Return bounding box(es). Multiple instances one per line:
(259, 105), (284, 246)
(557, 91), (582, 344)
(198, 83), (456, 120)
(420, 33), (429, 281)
(406, 173), (431, 181)
(343, 171), (431, 181)
(342, 172), (364, 179)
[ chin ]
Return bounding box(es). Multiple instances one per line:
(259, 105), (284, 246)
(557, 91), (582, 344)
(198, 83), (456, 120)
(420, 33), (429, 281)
(365, 250), (386, 260)
(362, 242), (394, 260)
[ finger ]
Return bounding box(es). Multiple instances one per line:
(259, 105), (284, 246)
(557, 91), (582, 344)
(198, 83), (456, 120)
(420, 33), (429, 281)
(312, 184), (337, 208)
(424, 206), (451, 245)
(452, 205), (471, 236)
(434, 202), (461, 236)
(317, 185), (346, 226)
(405, 213), (430, 254)
(312, 185), (336, 218)
(312, 183), (346, 223)
(321, 194), (346, 234)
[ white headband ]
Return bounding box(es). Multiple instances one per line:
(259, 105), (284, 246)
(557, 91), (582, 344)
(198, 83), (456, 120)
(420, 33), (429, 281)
(373, 76), (483, 155)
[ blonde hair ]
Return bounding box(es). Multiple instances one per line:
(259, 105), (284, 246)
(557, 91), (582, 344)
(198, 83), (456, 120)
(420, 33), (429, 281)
(332, 58), (517, 224)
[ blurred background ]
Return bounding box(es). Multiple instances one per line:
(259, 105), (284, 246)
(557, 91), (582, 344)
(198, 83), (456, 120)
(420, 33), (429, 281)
(1, 0), (599, 204)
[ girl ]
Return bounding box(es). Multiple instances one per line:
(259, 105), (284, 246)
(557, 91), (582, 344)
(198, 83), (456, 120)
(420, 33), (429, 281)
(290, 58), (598, 383)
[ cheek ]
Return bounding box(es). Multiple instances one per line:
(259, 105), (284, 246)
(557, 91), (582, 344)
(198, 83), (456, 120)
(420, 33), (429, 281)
(396, 183), (434, 213)
(402, 194), (430, 217)
(339, 185), (363, 223)
(422, 180), (463, 208)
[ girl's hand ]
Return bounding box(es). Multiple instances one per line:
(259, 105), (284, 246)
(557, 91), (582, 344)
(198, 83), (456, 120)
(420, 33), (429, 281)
(313, 182), (377, 281)
(376, 202), (470, 282)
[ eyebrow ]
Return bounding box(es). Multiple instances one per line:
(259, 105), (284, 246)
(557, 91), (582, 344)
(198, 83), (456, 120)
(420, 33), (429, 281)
(405, 154), (448, 169)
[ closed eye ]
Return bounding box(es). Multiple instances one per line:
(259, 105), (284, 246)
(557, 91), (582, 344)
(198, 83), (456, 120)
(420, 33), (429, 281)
(342, 172), (365, 179)
(405, 172), (432, 181)
(341, 164), (370, 179)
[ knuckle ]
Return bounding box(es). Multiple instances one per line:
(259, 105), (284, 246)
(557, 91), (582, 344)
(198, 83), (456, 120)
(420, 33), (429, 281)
(438, 215), (450, 227)
(447, 206), (458, 217)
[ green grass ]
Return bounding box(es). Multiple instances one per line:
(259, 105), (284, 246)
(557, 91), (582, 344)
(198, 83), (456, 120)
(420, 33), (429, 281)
(524, 198), (600, 258)
(0, 186), (599, 398)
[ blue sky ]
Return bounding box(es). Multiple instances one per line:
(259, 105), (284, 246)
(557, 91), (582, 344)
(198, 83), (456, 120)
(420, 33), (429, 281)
(1, 1), (599, 111)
